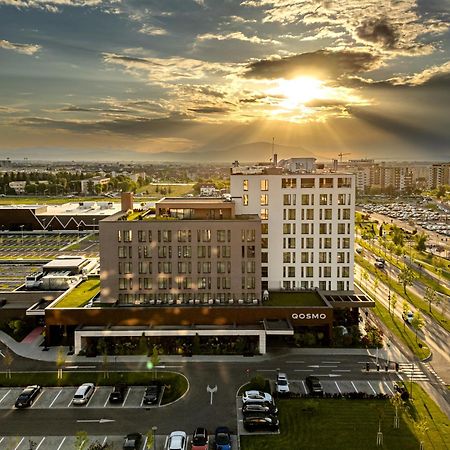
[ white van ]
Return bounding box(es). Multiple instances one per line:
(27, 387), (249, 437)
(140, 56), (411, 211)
(72, 383), (95, 405)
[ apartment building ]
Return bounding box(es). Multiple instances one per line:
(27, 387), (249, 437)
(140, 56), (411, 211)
(230, 164), (355, 292)
(100, 197), (261, 306)
(429, 163), (450, 189)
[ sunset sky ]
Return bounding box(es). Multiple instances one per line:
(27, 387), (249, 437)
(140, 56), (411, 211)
(0, 0), (449, 162)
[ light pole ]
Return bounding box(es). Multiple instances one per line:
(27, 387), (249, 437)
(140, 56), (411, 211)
(20, 224), (24, 244)
(152, 426), (157, 450)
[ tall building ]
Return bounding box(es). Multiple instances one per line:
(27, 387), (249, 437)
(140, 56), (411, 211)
(100, 197), (261, 305)
(230, 164), (355, 292)
(428, 163), (450, 189)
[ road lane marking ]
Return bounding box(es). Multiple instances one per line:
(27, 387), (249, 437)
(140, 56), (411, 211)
(286, 360), (305, 364)
(0, 389), (11, 404)
(0, 437), (4, 444)
(35, 437), (45, 450)
(367, 381), (377, 395)
(351, 381), (358, 393)
(335, 381), (342, 394)
(300, 380), (307, 394)
(321, 361), (341, 364)
(122, 387), (131, 407)
(333, 369), (351, 372)
(14, 437), (24, 450)
(56, 437), (66, 450)
(104, 393), (110, 408)
(49, 389), (63, 408)
(102, 436), (108, 445)
(294, 369), (313, 372)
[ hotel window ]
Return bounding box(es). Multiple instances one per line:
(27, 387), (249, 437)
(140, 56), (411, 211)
(246, 229), (255, 242)
(342, 238), (350, 248)
(198, 262), (211, 273)
(338, 193), (348, 205)
(283, 194), (296, 205)
(123, 230), (132, 242)
(243, 194), (249, 206)
(260, 194), (269, 206)
(287, 267), (295, 277)
(261, 252), (268, 263)
(119, 278), (128, 290)
(247, 261), (256, 273)
(197, 229), (211, 242)
(217, 261), (226, 273)
(337, 252), (345, 263)
(246, 277), (256, 289)
(303, 208), (314, 220)
(217, 230), (226, 242)
(282, 178), (297, 188)
(319, 223), (328, 234)
(283, 252), (291, 263)
(247, 245), (256, 257)
(305, 238), (314, 248)
(118, 246), (127, 258)
(342, 267), (350, 278)
(288, 209), (296, 220)
(158, 262), (172, 273)
(260, 179), (269, 191)
(301, 178), (315, 188)
(320, 194), (328, 205)
(222, 246), (231, 257)
(222, 277), (231, 289)
(117, 230), (122, 242)
(336, 281), (345, 290)
(301, 252), (309, 263)
(320, 208), (332, 220)
(323, 238), (332, 248)
(284, 238), (296, 249)
(197, 245), (210, 258)
(144, 278), (152, 289)
(342, 208), (351, 220)
(301, 194), (309, 205)
(319, 178), (333, 188)
(262, 266), (268, 277)
(261, 237), (268, 249)
(337, 223), (346, 234)
(178, 261), (190, 274)
(243, 179), (248, 191)
(305, 267), (313, 277)
(177, 230), (191, 242)
(261, 223), (269, 234)
(324, 267), (332, 277)
(177, 245), (192, 258)
(338, 177), (352, 188)
(158, 277), (169, 289)
(260, 208), (269, 220)
(138, 230), (146, 242)
(283, 223), (291, 234)
(138, 262), (147, 274)
(158, 246), (171, 258)
(301, 223), (309, 234)
(198, 277), (210, 289)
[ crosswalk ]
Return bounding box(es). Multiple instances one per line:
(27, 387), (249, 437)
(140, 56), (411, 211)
(423, 363), (445, 384)
(398, 363), (428, 381)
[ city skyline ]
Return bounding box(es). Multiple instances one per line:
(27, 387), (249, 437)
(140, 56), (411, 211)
(0, 0), (449, 162)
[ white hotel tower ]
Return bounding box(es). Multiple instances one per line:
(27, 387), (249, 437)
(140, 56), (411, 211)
(230, 159), (355, 292)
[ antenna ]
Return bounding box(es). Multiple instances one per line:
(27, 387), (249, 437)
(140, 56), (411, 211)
(272, 137), (274, 162)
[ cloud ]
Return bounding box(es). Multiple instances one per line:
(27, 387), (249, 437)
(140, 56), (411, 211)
(187, 106), (230, 114)
(244, 49), (381, 80)
(197, 31), (280, 45)
(0, 0), (107, 13)
(0, 39), (41, 55)
(139, 25), (168, 36)
(355, 17), (398, 49)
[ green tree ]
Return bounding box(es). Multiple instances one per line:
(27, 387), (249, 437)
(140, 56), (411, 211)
(424, 287), (437, 313)
(3, 348), (13, 379)
(398, 266), (417, 294)
(391, 293), (397, 316)
(414, 232), (428, 252)
(74, 431), (88, 450)
(411, 311), (425, 342)
(402, 301), (409, 330)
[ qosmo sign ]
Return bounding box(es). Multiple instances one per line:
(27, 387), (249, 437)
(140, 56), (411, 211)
(291, 312), (328, 320)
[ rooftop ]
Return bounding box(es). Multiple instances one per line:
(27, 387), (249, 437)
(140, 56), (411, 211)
(265, 291), (326, 307)
(52, 278), (100, 308)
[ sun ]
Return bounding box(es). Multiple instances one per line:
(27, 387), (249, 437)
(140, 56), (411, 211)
(271, 76), (325, 108)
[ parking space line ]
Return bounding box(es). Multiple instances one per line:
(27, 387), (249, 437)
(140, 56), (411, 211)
(122, 387), (131, 407)
(67, 396), (73, 407)
(384, 382), (394, 396)
(286, 360), (305, 363)
(56, 436), (66, 450)
(300, 380), (307, 394)
(334, 381), (342, 394)
(85, 388), (97, 407)
(103, 393), (110, 408)
(0, 437), (4, 444)
(35, 437), (45, 449)
(333, 369), (351, 372)
(14, 437), (24, 450)
(294, 369), (313, 372)
(30, 390), (45, 408)
(350, 381), (358, 393)
(143, 436), (148, 448)
(367, 381), (377, 395)
(49, 389), (63, 408)
(0, 389), (11, 404)
(102, 436), (107, 445)
(321, 361), (341, 364)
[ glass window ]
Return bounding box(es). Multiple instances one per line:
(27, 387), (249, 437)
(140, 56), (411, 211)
(243, 194), (249, 206)
(243, 179), (248, 191)
(301, 178), (315, 188)
(319, 178), (333, 188)
(260, 194), (268, 206)
(260, 209), (269, 220)
(260, 179), (269, 191)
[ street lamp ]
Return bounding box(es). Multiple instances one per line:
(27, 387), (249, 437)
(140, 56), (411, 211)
(20, 224), (24, 244)
(152, 426), (158, 450)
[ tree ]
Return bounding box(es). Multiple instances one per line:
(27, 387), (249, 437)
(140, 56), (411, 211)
(391, 225), (404, 247)
(3, 348), (14, 379)
(414, 232), (428, 252)
(411, 312), (425, 343)
(402, 301), (409, 329)
(424, 287), (437, 313)
(391, 293), (398, 316)
(415, 419), (429, 450)
(150, 345), (160, 380)
(56, 346), (66, 380)
(398, 266), (417, 294)
(74, 431), (88, 450)
(390, 392), (403, 429)
(373, 278), (379, 292)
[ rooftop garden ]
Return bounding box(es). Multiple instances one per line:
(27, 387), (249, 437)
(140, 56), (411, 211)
(53, 278), (100, 308)
(265, 291), (326, 307)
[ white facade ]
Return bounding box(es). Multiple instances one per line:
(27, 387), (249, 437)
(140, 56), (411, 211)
(230, 171), (355, 291)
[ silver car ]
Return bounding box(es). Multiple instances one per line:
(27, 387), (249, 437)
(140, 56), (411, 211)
(72, 383), (95, 405)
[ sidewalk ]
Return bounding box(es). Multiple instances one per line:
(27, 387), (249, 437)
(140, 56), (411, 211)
(0, 329), (408, 365)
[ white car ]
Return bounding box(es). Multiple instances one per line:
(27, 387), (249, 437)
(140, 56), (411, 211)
(164, 431), (187, 450)
(242, 390), (273, 404)
(72, 383), (95, 405)
(276, 373), (290, 394)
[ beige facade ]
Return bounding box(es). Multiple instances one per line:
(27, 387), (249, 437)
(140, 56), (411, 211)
(100, 197), (261, 306)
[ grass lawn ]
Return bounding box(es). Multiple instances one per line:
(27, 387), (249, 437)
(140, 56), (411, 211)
(0, 371), (187, 405)
(240, 390), (449, 450)
(0, 196), (115, 205)
(136, 183), (195, 197)
(54, 278), (100, 308)
(266, 291), (325, 307)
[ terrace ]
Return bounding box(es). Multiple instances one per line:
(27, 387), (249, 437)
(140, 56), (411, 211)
(265, 291), (326, 307)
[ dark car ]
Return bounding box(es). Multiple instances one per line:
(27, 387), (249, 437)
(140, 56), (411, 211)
(192, 427), (209, 450)
(215, 426), (231, 450)
(123, 433), (142, 450)
(242, 402), (278, 416)
(15, 385), (42, 408)
(305, 376), (323, 396)
(109, 384), (128, 404)
(143, 382), (161, 405)
(243, 413), (279, 432)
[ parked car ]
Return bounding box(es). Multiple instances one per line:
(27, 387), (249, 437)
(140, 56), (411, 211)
(109, 383), (128, 404)
(191, 427), (209, 450)
(242, 402), (278, 416)
(242, 390), (273, 404)
(14, 385), (42, 408)
(214, 427), (231, 450)
(243, 413), (279, 432)
(374, 261), (385, 269)
(165, 431), (188, 450)
(394, 383), (410, 401)
(305, 376), (323, 396)
(123, 433), (142, 450)
(143, 382), (161, 405)
(72, 383), (95, 405)
(275, 372), (289, 395)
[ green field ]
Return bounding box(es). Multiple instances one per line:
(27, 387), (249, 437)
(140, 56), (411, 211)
(53, 278), (100, 308)
(241, 386), (450, 450)
(136, 183), (195, 197)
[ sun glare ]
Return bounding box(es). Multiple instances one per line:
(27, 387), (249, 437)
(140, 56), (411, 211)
(274, 77), (324, 108)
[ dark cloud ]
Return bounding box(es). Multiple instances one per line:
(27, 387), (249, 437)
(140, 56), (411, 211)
(305, 99), (348, 108)
(103, 53), (163, 66)
(356, 17), (398, 49)
(187, 106), (230, 114)
(244, 50), (381, 80)
(61, 105), (130, 113)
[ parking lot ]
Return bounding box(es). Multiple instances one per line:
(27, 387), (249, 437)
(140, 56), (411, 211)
(0, 385), (163, 410)
(0, 264), (41, 290)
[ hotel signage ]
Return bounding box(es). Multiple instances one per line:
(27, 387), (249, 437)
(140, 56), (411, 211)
(291, 313), (328, 320)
